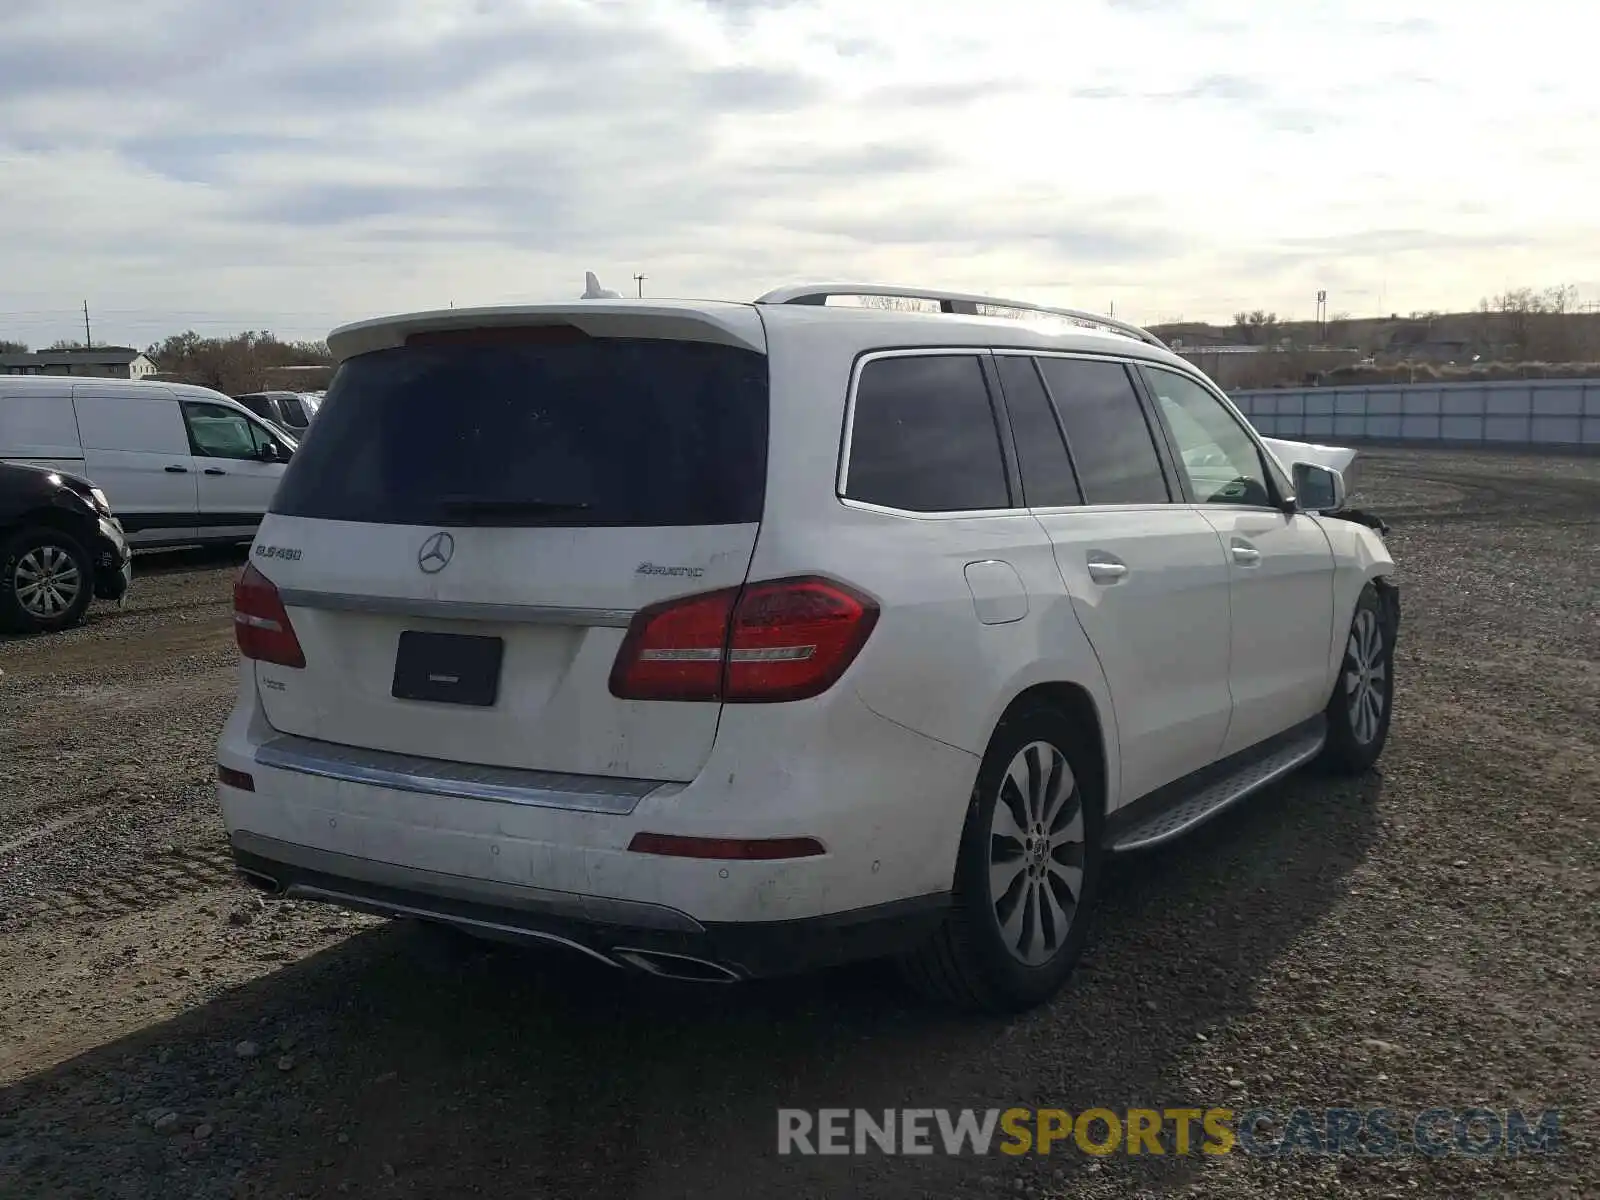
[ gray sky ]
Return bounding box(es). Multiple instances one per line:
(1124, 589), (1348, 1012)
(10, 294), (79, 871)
(2, 0), (1595, 348)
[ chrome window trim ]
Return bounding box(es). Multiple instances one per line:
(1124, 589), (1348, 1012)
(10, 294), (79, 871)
(836, 347), (1000, 503)
(837, 345), (1276, 520)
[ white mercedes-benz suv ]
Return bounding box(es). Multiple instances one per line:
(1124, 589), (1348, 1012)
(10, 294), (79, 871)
(216, 282), (1399, 1012)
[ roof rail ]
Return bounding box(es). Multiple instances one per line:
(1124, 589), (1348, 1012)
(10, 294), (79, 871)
(754, 283), (1166, 348)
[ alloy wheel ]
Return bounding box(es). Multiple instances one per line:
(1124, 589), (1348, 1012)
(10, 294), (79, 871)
(1345, 607), (1387, 744)
(988, 740), (1087, 966)
(14, 544), (83, 619)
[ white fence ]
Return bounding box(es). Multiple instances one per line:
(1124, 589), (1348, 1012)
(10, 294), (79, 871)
(1231, 378), (1600, 449)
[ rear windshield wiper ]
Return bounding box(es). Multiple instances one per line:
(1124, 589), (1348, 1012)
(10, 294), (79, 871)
(438, 497), (593, 517)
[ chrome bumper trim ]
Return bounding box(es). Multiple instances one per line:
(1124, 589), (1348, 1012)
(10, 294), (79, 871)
(275, 588), (635, 628)
(230, 830), (705, 933)
(254, 733), (674, 815)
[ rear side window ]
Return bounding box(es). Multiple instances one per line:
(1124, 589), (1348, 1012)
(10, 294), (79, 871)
(72, 390), (191, 456)
(1036, 358), (1170, 505)
(0, 388), (78, 452)
(994, 355), (1081, 508)
(270, 336), (769, 527)
(844, 355), (1010, 513)
(278, 396), (308, 427)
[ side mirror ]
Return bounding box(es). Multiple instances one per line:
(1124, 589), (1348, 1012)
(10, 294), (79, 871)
(1293, 462), (1346, 512)
(259, 442), (291, 463)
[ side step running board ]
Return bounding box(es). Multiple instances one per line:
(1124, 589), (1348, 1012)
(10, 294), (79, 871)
(1107, 718), (1326, 853)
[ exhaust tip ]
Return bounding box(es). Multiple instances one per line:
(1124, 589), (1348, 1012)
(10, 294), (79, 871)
(613, 947), (741, 984)
(237, 868), (282, 896)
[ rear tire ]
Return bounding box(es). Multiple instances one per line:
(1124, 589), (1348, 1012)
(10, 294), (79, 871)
(900, 705), (1103, 1013)
(1317, 583), (1395, 775)
(0, 526), (95, 635)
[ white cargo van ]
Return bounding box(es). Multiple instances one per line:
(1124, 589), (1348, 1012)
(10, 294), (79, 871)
(0, 376), (297, 548)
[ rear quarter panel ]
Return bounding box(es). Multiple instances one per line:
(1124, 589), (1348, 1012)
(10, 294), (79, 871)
(752, 315), (1122, 808)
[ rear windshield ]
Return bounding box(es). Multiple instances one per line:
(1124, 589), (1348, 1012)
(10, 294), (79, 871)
(270, 336), (769, 527)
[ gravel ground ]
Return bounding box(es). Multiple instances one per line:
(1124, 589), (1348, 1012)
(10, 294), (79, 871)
(0, 447), (1595, 1199)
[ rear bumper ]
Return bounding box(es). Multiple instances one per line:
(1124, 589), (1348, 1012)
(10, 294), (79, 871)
(230, 830), (947, 979)
(216, 662), (980, 928)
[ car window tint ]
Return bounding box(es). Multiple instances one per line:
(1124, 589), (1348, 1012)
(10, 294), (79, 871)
(844, 355), (1010, 512)
(271, 337), (768, 528)
(1141, 367), (1273, 507)
(1036, 358), (1169, 504)
(182, 402), (259, 460)
(994, 355), (1081, 507)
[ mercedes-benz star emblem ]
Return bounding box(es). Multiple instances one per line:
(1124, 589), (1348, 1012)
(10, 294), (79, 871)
(417, 531), (455, 574)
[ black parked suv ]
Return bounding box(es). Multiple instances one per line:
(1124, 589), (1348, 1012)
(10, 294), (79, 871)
(234, 391), (316, 439)
(0, 462), (132, 634)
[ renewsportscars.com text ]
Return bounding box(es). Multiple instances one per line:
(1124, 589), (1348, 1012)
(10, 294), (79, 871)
(777, 1107), (1561, 1158)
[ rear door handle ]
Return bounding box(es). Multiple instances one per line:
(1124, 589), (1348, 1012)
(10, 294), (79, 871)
(164, 465), (189, 473)
(1086, 553), (1128, 584)
(204, 468), (227, 476)
(1230, 537), (1261, 566)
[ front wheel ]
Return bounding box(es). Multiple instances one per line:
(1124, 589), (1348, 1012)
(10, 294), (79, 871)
(1317, 583), (1395, 774)
(900, 705), (1103, 1013)
(0, 527), (95, 635)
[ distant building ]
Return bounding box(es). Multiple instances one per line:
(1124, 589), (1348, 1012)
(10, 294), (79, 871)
(0, 347), (159, 379)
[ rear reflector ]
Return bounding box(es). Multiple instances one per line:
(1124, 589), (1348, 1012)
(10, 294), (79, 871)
(627, 833), (826, 860)
(608, 575), (878, 703)
(218, 765), (256, 792)
(233, 563), (306, 669)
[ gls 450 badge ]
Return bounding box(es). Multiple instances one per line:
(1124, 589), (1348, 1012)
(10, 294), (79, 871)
(254, 545), (303, 562)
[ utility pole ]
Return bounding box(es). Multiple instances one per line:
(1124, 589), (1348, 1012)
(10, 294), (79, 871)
(1109, 300), (1115, 317)
(634, 273), (647, 298)
(83, 300), (92, 349)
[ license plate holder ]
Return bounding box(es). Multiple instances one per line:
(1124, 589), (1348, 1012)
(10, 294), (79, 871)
(391, 631), (504, 707)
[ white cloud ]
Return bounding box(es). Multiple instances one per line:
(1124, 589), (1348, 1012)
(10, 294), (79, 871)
(0, 0), (1596, 347)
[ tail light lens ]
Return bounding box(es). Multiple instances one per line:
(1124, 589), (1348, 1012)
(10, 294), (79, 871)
(609, 575), (878, 703)
(233, 563), (306, 668)
(607, 587), (739, 701)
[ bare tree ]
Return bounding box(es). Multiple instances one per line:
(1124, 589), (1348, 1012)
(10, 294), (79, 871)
(146, 330), (335, 395)
(0, 339), (27, 354)
(1477, 284), (1584, 360)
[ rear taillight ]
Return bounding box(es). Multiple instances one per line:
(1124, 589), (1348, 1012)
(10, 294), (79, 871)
(233, 563), (306, 669)
(609, 576), (878, 703)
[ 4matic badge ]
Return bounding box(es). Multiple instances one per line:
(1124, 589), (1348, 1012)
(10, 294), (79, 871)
(636, 562), (705, 579)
